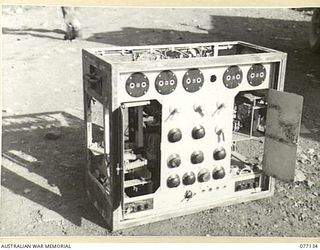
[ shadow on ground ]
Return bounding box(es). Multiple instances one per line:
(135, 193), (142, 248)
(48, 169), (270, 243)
(1, 111), (106, 228)
(2, 27), (65, 40)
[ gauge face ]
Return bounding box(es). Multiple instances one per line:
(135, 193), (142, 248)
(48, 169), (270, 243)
(125, 72), (149, 97)
(182, 68), (204, 93)
(247, 64), (266, 86)
(155, 70), (177, 95)
(223, 65), (243, 89)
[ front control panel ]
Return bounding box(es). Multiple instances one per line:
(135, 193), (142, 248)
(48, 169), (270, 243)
(83, 42), (297, 230)
(121, 63), (271, 100)
(119, 62), (273, 218)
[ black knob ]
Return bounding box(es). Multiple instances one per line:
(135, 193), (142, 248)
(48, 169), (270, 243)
(168, 128), (182, 143)
(191, 150), (204, 164)
(167, 174), (181, 188)
(212, 166), (226, 179)
(182, 172), (196, 185)
(197, 169), (211, 182)
(167, 154), (181, 168)
(192, 125), (206, 139)
(213, 147), (226, 160)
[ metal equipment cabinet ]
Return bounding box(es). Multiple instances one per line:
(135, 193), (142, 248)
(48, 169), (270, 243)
(82, 41), (303, 231)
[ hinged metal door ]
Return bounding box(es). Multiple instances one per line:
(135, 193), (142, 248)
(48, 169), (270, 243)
(263, 89), (303, 181)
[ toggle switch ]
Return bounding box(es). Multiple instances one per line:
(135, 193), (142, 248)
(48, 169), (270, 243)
(212, 102), (226, 116)
(168, 128), (182, 143)
(191, 150), (204, 164)
(192, 125), (206, 139)
(215, 127), (225, 142)
(213, 146), (227, 160)
(193, 104), (205, 117)
(169, 106), (180, 115)
(165, 106), (181, 122)
(184, 190), (193, 199)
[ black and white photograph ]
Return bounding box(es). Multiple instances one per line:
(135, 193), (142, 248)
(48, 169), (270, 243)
(1, 4), (320, 238)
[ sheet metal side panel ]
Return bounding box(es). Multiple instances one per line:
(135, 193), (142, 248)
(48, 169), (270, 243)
(264, 89), (303, 181)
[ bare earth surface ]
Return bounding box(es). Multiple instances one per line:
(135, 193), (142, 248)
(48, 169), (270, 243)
(1, 6), (320, 237)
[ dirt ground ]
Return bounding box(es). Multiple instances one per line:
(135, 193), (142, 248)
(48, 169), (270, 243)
(1, 6), (320, 237)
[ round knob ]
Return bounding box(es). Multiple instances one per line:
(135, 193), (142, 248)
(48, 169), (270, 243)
(192, 125), (205, 139)
(168, 128), (182, 143)
(191, 150), (204, 164)
(167, 154), (181, 168)
(184, 190), (193, 199)
(182, 172), (196, 185)
(212, 166), (226, 179)
(197, 169), (211, 182)
(213, 147), (226, 160)
(167, 174), (181, 188)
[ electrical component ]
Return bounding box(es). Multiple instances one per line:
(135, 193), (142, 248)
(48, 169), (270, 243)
(83, 41), (303, 231)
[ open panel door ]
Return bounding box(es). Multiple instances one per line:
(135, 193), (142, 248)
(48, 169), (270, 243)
(263, 89), (303, 182)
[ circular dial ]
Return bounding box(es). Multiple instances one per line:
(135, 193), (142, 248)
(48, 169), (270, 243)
(167, 174), (181, 188)
(125, 72), (149, 97)
(192, 125), (206, 139)
(197, 169), (211, 182)
(182, 172), (196, 185)
(168, 128), (182, 143)
(223, 65), (243, 89)
(167, 154), (181, 168)
(191, 150), (204, 164)
(212, 166), (226, 180)
(247, 64), (266, 86)
(182, 68), (204, 93)
(155, 70), (177, 95)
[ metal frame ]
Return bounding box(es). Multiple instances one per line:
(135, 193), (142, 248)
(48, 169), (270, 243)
(82, 41), (298, 231)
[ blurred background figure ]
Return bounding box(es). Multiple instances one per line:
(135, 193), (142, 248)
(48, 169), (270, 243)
(61, 6), (82, 40)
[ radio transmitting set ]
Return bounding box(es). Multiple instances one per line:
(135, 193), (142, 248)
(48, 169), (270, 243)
(82, 41), (303, 231)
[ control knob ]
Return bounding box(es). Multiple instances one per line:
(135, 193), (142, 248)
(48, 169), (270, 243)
(197, 169), (211, 182)
(182, 172), (196, 185)
(191, 150), (204, 164)
(192, 125), (206, 139)
(167, 154), (181, 168)
(168, 128), (182, 143)
(212, 166), (226, 180)
(167, 174), (181, 188)
(213, 147), (226, 160)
